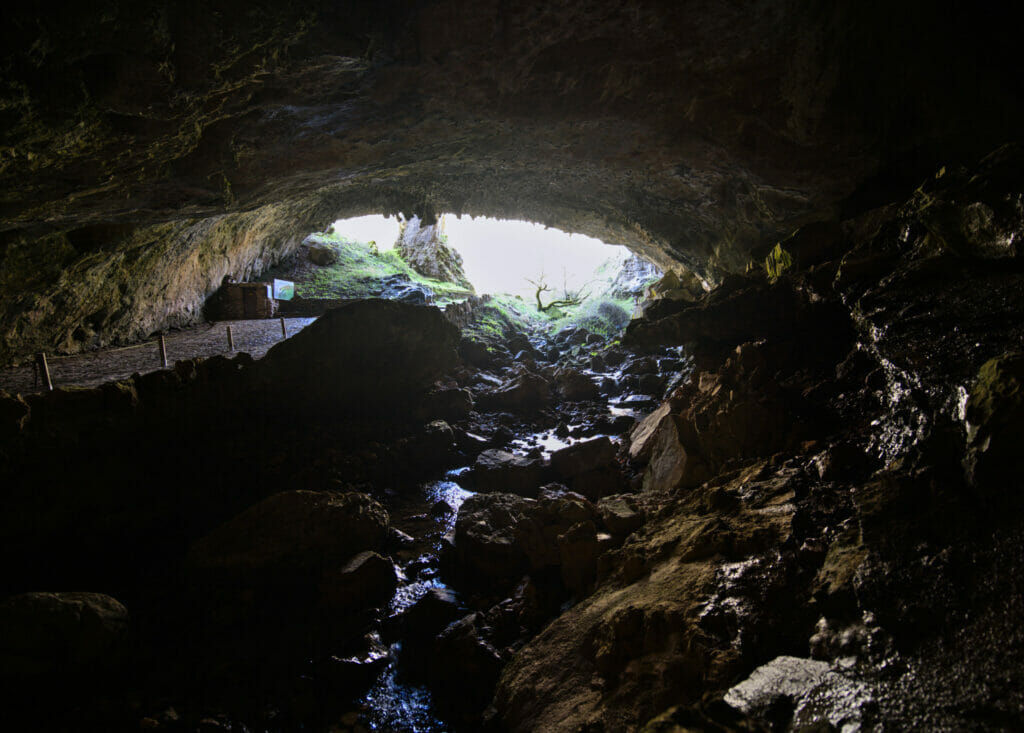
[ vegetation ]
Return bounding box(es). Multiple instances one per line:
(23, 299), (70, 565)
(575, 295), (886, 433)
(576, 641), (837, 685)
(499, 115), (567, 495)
(525, 270), (591, 312)
(462, 294), (547, 344)
(764, 242), (793, 282)
(294, 233), (475, 302)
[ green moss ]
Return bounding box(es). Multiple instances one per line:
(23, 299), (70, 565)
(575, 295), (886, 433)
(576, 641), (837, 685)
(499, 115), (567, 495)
(764, 242), (793, 281)
(295, 234), (474, 303)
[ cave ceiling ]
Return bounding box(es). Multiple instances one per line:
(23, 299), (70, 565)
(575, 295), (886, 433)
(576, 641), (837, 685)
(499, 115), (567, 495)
(0, 0), (1022, 359)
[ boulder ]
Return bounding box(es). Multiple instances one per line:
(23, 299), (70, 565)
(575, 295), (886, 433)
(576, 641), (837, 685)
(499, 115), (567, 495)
(551, 437), (622, 499)
(187, 490), (389, 579)
(551, 436), (617, 479)
(251, 299), (459, 413)
(450, 493), (535, 589)
(558, 521), (599, 597)
(629, 402), (674, 462)
(514, 486), (599, 571)
(466, 449), (550, 498)
(478, 373), (552, 412)
(308, 243), (338, 265)
(598, 495), (644, 537)
(401, 587), (464, 643)
(0, 592), (129, 678)
(554, 367), (600, 401)
(431, 614), (505, 720)
(459, 335), (497, 367)
(320, 551), (397, 612)
(379, 272), (433, 304)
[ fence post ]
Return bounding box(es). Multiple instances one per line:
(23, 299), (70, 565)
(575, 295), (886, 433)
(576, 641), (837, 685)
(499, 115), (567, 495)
(37, 352), (53, 392)
(159, 334), (168, 368)
(280, 317), (287, 339)
(226, 325), (235, 351)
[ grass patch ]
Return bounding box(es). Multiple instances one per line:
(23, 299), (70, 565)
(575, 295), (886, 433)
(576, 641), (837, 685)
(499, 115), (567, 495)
(295, 234), (475, 303)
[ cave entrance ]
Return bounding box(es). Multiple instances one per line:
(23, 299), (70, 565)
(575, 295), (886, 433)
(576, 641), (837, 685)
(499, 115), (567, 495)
(276, 214), (662, 347)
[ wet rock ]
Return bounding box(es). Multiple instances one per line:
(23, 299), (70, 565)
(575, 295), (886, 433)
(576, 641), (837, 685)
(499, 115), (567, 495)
(637, 372), (667, 396)
(430, 614), (505, 721)
(549, 436), (622, 499)
(450, 493), (535, 589)
(416, 387), (474, 421)
(623, 356), (660, 376)
(964, 351), (1024, 493)
(402, 587), (463, 636)
(478, 373), (552, 412)
(553, 366), (600, 401)
(598, 495), (644, 537)
(636, 343), (803, 493)
(187, 490), (389, 579)
(551, 436), (617, 479)
(378, 273), (433, 304)
(724, 655), (876, 731)
(312, 639), (390, 695)
(459, 335), (496, 367)
(514, 486), (599, 572)
(400, 419), (457, 470)
(558, 521), (598, 597)
(320, 551), (397, 613)
(603, 348), (627, 368)
(251, 299), (459, 413)
(464, 448), (550, 498)
(0, 592), (129, 678)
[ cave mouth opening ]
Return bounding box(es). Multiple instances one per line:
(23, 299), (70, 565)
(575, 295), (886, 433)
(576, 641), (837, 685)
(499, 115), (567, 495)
(326, 214), (639, 302)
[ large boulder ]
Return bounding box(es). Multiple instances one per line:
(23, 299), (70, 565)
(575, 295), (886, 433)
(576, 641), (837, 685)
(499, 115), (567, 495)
(551, 437), (617, 479)
(551, 437), (622, 500)
(449, 493), (535, 590)
(187, 490), (389, 579)
(0, 592), (129, 678)
(464, 449), (550, 498)
(553, 367), (600, 401)
(308, 242), (338, 265)
(319, 551), (398, 613)
(635, 343), (800, 493)
(478, 373), (552, 412)
(250, 299), (459, 413)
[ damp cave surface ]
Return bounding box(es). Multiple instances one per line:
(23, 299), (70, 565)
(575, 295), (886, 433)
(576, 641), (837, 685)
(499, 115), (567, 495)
(2, 2), (1024, 731)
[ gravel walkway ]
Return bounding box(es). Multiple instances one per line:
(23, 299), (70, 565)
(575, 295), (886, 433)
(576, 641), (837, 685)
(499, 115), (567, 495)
(0, 317), (318, 396)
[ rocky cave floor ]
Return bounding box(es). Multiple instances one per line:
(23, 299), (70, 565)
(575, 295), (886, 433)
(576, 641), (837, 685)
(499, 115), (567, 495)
(3, 149), (1024, 731)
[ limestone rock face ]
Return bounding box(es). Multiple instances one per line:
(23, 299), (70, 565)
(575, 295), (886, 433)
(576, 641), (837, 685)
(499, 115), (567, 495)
(395, 216), (474, 291)
(2, 2), (1022, 361)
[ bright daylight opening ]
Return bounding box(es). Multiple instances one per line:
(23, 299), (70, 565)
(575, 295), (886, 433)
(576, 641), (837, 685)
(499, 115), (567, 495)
(327, 214), (640, 300)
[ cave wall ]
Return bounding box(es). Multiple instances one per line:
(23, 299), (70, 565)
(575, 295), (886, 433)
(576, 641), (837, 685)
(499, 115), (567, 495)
(1, 0), (1022, 360)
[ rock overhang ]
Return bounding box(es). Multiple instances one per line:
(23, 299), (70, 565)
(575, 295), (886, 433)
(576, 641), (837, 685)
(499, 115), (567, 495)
(1, 0), (1023, 360)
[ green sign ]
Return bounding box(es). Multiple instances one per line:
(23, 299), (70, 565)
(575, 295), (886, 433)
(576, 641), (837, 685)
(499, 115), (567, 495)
(273, 279), (295, 301)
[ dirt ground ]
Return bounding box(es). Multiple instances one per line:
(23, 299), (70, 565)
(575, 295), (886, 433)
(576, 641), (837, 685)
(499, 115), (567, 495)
(0, 317), (318, 396)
